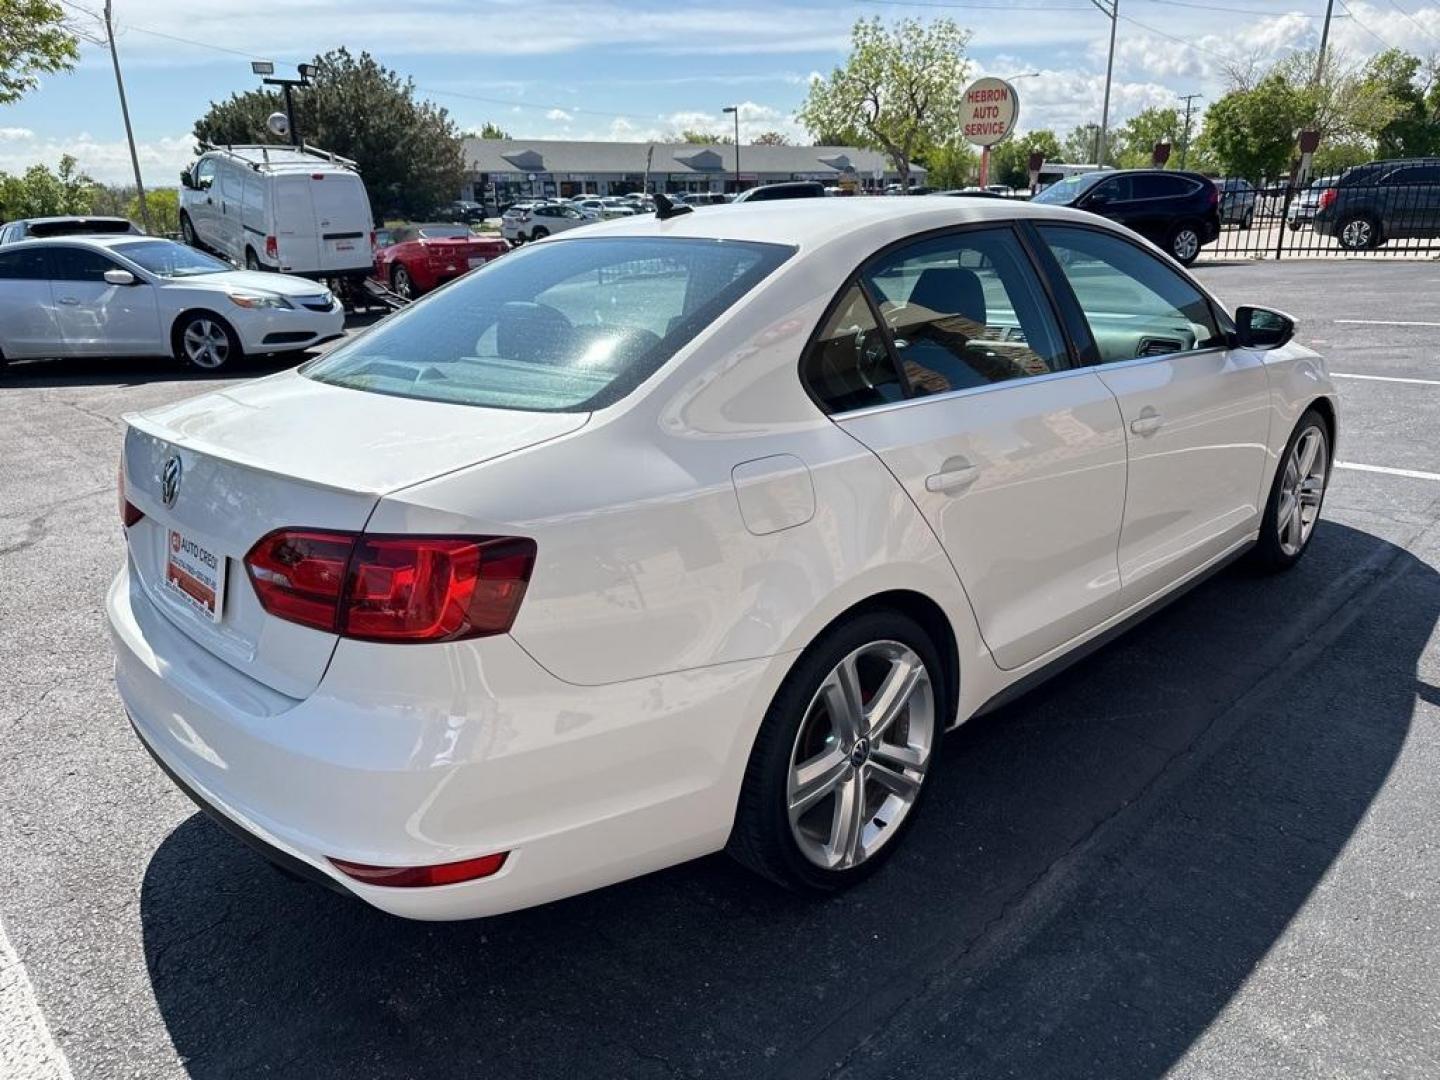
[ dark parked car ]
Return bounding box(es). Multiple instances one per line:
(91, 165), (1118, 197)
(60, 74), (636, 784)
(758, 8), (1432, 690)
(439, 200), (488, 224)
(1030, 169), (1221, 265)
(1216, 178), (1257, 228)
(0, 216), (142, 245)
(732, 181), (826, 203)
(1312, 157), (1440, 249)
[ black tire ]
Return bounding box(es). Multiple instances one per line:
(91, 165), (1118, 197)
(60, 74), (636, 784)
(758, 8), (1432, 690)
(727, 609), (945, 893)
(244, 248), (263, 271)
(391, 264), (415, 300)
(179, 213), (198, 248)
(530, 226), (550, 240)
(1336, 213), (1381, 250)
(1249, 408), (1331, 573)
(1241, 209), (1254, 230)
(1287, 220), (1303, 232)
(1166, 221), (1203, 265)
(172, 312), (242, 372)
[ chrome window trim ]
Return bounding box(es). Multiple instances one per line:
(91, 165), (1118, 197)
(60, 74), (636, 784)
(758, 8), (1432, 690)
(829, 344), (1231, 421)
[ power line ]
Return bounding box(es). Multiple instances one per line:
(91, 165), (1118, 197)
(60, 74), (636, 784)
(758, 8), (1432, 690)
(1379, 0), (1440, 45)
(1336, 0), (1401, 47)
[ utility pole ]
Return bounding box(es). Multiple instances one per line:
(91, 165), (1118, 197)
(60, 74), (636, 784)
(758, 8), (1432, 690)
(1313, 0), (1336, 85)
(1177, 93), (1202, 169)
(1092, 0), (1119, 166)
(723, 106), (741, 193)
(102, 1), (151, 232)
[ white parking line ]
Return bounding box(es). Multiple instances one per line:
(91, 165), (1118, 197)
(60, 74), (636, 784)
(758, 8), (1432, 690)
(0, 918), (74, 1080)
(1336, 461), (1440, 482)
(1333, 318), (1440, 328)
(1332, 372), (1440, 386)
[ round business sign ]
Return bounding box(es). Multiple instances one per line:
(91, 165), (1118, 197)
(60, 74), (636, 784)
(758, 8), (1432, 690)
(961, 77), (1019, 147)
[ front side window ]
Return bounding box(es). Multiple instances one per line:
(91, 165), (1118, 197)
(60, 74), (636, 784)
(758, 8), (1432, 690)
(48, 247), (122, 282)
(194, 159), (216, 188)
(303, 237), (793, 412)
(861, 227), (1069, 396)
(1038, 225), (1224, 362)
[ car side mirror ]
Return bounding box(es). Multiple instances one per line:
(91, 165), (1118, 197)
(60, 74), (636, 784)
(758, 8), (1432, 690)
(179, 169), (194, 190)
(1234, 305), (1295, 350)
(1085, 192), (1110, 209)
(103, 268), (137, 287)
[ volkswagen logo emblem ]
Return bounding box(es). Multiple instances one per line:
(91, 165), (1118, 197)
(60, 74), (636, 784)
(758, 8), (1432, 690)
(160, 455), (183, 508)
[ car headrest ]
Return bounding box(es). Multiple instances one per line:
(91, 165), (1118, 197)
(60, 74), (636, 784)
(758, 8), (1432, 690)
(496, 301), (572, 364)
(908, 267), (986, 325)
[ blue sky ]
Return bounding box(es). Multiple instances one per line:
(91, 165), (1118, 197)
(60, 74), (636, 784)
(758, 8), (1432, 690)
(2, 0), (1437, 184)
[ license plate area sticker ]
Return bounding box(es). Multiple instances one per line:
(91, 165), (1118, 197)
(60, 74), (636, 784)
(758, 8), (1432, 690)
(164, 528), (226, 621)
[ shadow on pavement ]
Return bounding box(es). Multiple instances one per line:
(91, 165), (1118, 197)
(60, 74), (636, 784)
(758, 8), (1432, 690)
(137, 521), (1433, 1079)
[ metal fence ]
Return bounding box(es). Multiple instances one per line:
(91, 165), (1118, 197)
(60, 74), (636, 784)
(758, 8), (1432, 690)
(1209, 176), (1440, 259)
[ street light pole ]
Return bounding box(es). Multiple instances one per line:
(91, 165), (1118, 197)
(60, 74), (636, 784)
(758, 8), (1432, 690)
(253, 62), (317, 148)
(102, 0), (151, 233)
(723, 106), (740, 193)
(1091, 0), (1118, 165)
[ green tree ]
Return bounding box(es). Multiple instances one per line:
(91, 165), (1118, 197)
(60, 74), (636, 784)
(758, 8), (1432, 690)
(1060, 125), (1100, 164)
(989, 129), (1061, 189)
(753, 130), (791, 146)
(1362, 49), (1440, 158)
(131, 188), (179, 235)
(475, 121), (510, 139)
(0, 155), (94, 218)
(1113, 107), (1179, 168)
(916, 136), (977, 188)
(1203, 74), (1308, 181)
(0, 0), (78, 104)
(676, 129), (727, 144)
(799, 16), (971, 191)
(193, 48), (468, 218)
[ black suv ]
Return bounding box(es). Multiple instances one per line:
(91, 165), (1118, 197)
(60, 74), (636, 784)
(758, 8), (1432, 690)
(1312, 157), (1440, 250)
(1031, 169), (1221, 265)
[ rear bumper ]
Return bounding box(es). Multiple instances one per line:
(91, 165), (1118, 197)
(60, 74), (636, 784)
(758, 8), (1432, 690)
(108, 565), (781, 919)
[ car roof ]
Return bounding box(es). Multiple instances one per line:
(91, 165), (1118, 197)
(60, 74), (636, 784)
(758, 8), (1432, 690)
(561, 196), (1118, 251)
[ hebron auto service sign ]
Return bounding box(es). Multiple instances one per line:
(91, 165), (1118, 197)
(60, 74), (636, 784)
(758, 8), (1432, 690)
(962, 77), (1019, 146)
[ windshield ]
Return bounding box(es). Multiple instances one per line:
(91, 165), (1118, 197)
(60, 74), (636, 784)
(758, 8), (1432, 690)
(417, 225), (472, 239)
(302, 236), (794, 412)
(113, 239), (229, 277)
(1031, 172), (1106, 205)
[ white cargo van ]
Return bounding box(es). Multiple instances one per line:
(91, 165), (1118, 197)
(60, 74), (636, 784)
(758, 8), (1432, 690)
(179, 144), (374, 284)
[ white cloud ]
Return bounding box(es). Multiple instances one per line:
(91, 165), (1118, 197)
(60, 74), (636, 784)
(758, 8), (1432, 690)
(0, 131), (194, 186)
(0, 127), (36, 141)
(545, 108), (574, 122)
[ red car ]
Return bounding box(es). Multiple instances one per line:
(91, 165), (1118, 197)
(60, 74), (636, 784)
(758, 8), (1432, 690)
(372, 223), (509, 299)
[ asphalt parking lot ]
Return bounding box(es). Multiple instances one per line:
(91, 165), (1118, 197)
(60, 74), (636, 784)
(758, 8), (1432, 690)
(2, 259), (1438, 1080)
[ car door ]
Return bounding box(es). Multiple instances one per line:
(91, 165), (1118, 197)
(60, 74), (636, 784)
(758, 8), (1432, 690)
(216, 162), (245, 260)
(190, 158), (218, 246)
(1381, 164), (1440, 238)
(47, 245), (161, 356)
(1034, 223), (1271, 608)
(1081, 174), (1139, 232)
(830, 225), (1129, 670)
(0, 246), (62, 357)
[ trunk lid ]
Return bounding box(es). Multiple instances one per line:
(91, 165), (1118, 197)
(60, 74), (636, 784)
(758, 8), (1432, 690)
(122, 370), (587, 698)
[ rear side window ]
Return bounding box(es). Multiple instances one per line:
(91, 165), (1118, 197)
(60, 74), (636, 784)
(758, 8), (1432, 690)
(1134, 174), (1198, 199)
(802, 285), (905, 413)
(861, 227), (1069, 396)
(1384, 165), (1440, 185)
(303, 237), (793, 412)
(48, 247), (121, 282)
(0, 248), (49, 279)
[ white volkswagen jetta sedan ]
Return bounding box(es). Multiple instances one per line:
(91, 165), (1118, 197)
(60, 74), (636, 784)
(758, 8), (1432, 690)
(0, 236), (344, 371)
(110, 198), (1337, 919)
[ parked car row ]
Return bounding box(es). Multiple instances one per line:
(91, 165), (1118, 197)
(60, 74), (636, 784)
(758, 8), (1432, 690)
(1031, 168), (1221, 265)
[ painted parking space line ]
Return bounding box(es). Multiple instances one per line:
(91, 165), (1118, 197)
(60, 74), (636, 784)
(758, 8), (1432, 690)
(1332, 372), (1440, 386)
(1336, 461), (1440, 482)
(1333, 319), (1440, 328)
(0, 918), (74, 1080)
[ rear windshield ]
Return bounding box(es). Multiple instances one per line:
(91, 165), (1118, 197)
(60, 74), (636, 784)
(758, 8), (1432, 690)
(30, 218), (137, 237)
(416, 225), (472, 239)
(302, 236), (793, 412)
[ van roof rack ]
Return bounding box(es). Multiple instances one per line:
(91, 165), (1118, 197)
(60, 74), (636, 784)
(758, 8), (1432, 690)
(196, 142), (361, 173)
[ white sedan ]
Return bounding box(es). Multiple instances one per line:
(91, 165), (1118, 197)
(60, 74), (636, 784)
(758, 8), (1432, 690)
(0, 236), (344, 371)
(110, 198), (1337, 919)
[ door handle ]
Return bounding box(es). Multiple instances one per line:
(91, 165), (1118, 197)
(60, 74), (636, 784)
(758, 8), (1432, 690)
(56, 296), (80, 306)
(925, 460), (979, 493)
(1129, 408), (1164, 437)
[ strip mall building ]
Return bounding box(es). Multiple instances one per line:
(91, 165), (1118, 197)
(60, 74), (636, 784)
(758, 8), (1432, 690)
(461, 138), (923, 204)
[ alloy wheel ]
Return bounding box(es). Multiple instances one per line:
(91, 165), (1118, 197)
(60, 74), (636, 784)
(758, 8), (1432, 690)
(786, 641), (935, 871)
(1172, 228), (1200, 262)
(1340, 218), (1374, 249)
(182, 319), (231, 370)
(1277, 425), (1328, 557)
(392, 267), (413, 299)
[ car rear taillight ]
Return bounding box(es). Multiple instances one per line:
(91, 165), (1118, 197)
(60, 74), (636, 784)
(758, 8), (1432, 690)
(369, 229), (377, 252)
(244, 530), (536, 642)
(329, 851), (508, 887)
(1205, 184), (1219, 208)
(265, 234), (278, 259)
(1318, 188), (1338, 212)
(118, 461), (143, 528)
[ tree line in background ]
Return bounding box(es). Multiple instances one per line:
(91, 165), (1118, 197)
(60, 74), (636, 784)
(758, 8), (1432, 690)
(0, 154), (181, 233)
